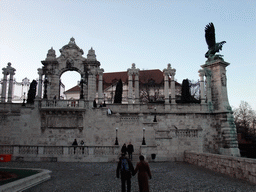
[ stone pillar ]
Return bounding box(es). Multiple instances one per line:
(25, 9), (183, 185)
(1, 70), (8, 102)
(127, 63), (140, 104)
(88, 68), (97, 104)
(1, 63), (16, 103)
(98, 68), (104, 103)
(163, 64), (176, 105)
(198, 69), (206, 103)
(170, 69), (176, 104)
(127, 71), (133, 104)
(7, 72), (15, 102)
(37, 68), (43, 99)
(49, 74), (59, 99)
(163, 72), (169, 104)
(134, 72), (140, 103)
(204, 68), (212, 109)
(201, 58), (240, 157)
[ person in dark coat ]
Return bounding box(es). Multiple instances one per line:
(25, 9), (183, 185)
(133, 155), (152, 192)
(127, 142), (134, 160)
(72, 139), (78, 154)
(121, 143), (127, 155)
(116, 153), (134, 192)
(93, 99), (97, 108)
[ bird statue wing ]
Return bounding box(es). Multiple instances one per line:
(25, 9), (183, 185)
(205, 22), (216, 49)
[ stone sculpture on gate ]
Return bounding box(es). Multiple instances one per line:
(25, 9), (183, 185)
(205, 22), (226, 60)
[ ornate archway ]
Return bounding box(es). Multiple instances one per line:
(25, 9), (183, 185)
(40, 38), (103, 102)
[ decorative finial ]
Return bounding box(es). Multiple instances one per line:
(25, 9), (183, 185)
(132, 63), (136, 69)
(69, 37), (76, 44)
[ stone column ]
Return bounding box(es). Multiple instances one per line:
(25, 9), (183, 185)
(163, 64), (176, 105)
(127, 63), (140, 104)
(1, 70), (8, 102)
(88, 68), (97, 103)
(198, 69), (206, 103)
(7, 72), (15, 103)
(37, 68), (43, 99)
(2, 63), (16, 103)
(127, 71), (133, 104)
(98, 68), (104, 103)
(170, 69), (176, 104)
(134, 71), (140, 103)
(163, 72), (169, 104)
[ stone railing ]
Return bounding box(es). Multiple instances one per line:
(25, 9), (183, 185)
(41, 100), (87, 108)
(175, 129), (201, 138)
(184, 151), (256, 184)
(0, 145), (120, 162)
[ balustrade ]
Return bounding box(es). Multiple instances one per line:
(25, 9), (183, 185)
(0, 145), (13, 154)
(176, 129), (199, 138)
(19, 146), (38, 155)
(41, 100), (85, 108)
(43, 146), (63, 155)
(0, 145), (119, 160)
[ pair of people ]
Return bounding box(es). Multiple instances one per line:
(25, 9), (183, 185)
(72, 139), (85, 154)
(116, 153), (151, 192)
(121, 142), (134, 160)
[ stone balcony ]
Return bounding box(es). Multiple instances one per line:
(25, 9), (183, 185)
(40, 100), (88, 110)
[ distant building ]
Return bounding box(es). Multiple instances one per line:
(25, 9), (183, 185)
(64, 69), (182, 103)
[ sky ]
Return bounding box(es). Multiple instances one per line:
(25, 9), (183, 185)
(0, 0), (255, 110)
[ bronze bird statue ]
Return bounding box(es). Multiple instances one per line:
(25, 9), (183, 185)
(205, 23), (226, 58)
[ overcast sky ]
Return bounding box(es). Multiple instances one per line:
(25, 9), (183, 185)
(0, 0), (255, 110)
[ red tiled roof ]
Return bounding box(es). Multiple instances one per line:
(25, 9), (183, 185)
(64, 85), (80, 93)
(65, 69), (180, 93)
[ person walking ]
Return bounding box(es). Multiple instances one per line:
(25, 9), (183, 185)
(127, 142), (134, 160)
(121, 143), (127, 155)
(116, 153), (134, 192)
(133, 155), (152, 192)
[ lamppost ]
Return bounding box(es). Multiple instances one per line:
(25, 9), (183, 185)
(115, 127), (119, 145)
(142, 127), (146, 145)
(153, 107), (157, 122)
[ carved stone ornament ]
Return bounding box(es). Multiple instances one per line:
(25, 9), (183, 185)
(87, 47), (97, 61)
(45, 47), (57, 61)
(59, 37), (84, 60)
(221, 73), (226, 86)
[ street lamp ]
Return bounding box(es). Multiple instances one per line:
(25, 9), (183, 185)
(153, 107), (157, 122)
(142, 127), (146, 145)
(115, 127), (119, 145)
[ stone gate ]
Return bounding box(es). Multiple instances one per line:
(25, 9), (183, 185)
(0, 38), (240, 162)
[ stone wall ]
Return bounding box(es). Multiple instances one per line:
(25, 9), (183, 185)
(184, 151), (256, 184)
(0, 101), (237, 161)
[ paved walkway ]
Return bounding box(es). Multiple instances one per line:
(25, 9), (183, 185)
(1, 161), (256, 192)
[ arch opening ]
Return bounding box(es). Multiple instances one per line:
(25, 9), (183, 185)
(60, 71), (81, 100)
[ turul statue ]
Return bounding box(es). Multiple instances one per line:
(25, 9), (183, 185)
(205, 23), (226, 59)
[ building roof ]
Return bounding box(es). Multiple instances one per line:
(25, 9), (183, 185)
(64, 69), (180, 93)
(64, 85), (80, 93)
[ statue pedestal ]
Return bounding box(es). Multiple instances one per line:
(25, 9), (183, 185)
(201, 59), (231, 112)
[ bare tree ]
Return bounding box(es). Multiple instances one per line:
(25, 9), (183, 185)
(233, 101), (256, 140)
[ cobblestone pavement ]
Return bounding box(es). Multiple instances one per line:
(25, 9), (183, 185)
(1, 161), (256, 192)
